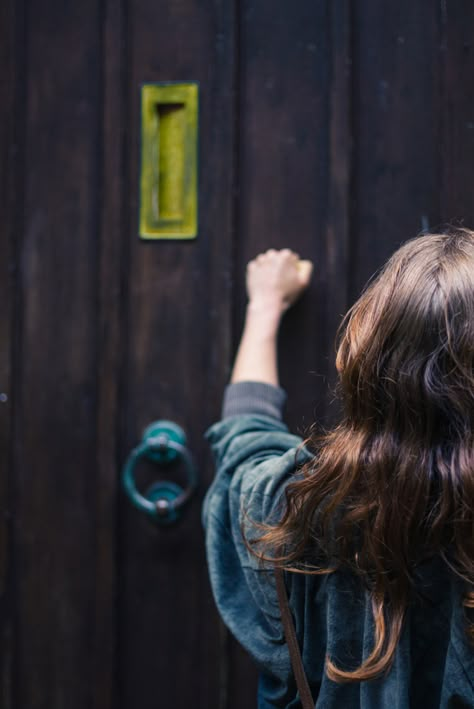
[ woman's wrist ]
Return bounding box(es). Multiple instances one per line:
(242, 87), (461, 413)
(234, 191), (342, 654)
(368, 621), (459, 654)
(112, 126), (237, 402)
(229, 299), (282, 385)
(245, 298), (285, 335)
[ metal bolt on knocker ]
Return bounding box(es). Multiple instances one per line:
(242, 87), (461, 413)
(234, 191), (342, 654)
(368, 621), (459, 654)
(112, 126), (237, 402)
(122, 420), (197, 525)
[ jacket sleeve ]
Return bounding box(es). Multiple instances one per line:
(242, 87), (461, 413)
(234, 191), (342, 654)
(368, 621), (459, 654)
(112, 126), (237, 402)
(202, 381), (312, 676)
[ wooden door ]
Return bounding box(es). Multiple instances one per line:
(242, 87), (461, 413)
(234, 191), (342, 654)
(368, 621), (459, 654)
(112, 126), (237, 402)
(1, 1), (474, 708)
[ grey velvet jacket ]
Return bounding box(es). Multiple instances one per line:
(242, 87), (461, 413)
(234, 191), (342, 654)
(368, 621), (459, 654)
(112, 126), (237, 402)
(202, 381), (474, 708)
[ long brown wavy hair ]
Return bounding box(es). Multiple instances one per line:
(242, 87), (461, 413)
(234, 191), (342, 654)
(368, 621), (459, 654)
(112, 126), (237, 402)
(245, 227), (474, 683)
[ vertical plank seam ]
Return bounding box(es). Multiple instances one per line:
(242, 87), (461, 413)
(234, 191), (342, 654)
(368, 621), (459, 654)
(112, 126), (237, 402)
(222, 2), (243, 707)
(438, 0), (447, 226)
(347, 0), (358, 307)
(223, 0), (242, 707)
(95, 0), (118, 704)
(115, 0), (132, 704)
(230, 0), (243, 364)
(7, 0), (28, 705)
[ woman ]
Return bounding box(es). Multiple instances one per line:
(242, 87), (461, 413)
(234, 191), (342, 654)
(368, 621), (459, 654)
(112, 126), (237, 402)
(202, 231), (474, 708)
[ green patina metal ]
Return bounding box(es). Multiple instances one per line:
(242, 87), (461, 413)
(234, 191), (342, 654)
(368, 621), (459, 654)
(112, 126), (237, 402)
(122, 420), (197, 524)
(139, 83), (199, 239)
(142, 420), (185, 463)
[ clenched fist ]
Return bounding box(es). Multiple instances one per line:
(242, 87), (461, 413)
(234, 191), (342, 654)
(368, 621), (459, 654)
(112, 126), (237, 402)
(246, 248), (313, 312)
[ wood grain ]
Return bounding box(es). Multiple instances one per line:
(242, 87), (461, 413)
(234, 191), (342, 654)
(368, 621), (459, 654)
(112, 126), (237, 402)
(93, 0), (125, 706)
(12, 1), (102, 706)
(0, 0), (23, 705)
(235, 0), (351, 433)
(350, 1), (440, 298)
(439, 0), (474, 225)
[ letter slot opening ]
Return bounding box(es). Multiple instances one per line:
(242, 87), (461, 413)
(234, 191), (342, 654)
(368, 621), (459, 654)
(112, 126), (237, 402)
(155, 103), (185, 222)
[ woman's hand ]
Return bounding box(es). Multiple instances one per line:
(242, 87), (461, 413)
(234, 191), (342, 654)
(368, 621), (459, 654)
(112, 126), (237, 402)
(246, 248), (313, 315)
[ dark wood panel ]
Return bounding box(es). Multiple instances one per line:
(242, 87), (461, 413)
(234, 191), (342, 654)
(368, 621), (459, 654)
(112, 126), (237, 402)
(0, 0), (23, 705)
(351, 2), (440, 297)
(119, 1), (236, 707)
(440, 1), (474, 224)
(318, 0), (352, 425)
(13, 2), (102, 706)
(235, 0), (351, 442)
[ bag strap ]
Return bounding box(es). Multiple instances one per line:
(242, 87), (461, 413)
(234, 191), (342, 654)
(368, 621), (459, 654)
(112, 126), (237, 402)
(274, 567), (314, 709)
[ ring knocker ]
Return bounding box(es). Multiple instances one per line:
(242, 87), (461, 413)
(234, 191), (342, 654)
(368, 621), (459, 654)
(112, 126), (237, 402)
(122, 421), (197, 525)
